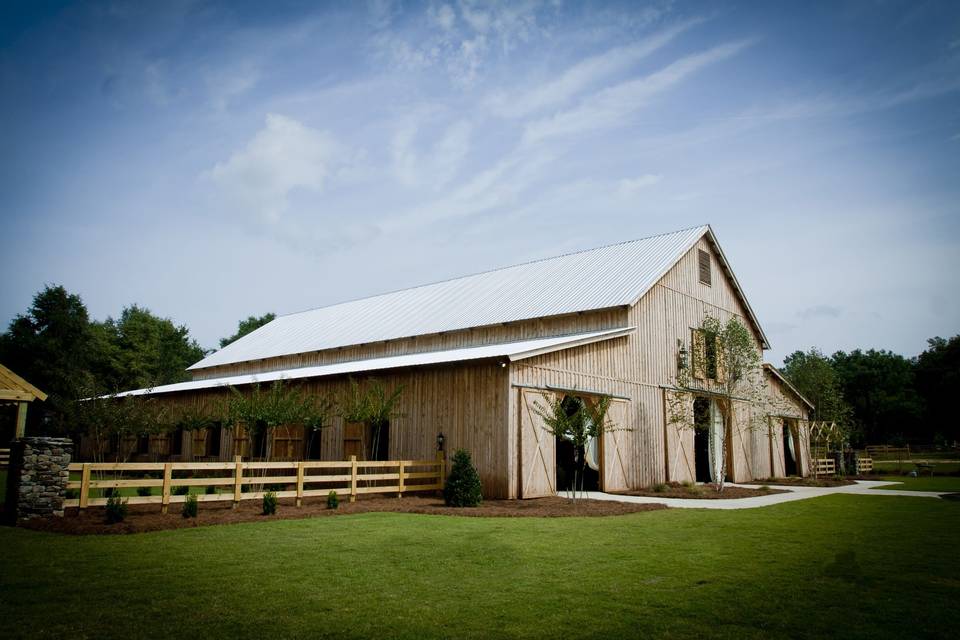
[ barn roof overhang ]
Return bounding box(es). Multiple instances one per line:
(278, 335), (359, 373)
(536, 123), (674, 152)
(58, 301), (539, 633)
(110, 327), (635, 398)
(0, 363), (48, 403)
(763, 363), (814, 411)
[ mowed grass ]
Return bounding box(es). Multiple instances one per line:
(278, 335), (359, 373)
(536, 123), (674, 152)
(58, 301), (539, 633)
(1, 495), (959, 640)
(875, 475), (960, 492)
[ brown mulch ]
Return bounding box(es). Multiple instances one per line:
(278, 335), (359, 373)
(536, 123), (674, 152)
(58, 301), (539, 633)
(15, 495), (666, 536)
(757, 477), (857, 488)
(613, 482), (787, 499)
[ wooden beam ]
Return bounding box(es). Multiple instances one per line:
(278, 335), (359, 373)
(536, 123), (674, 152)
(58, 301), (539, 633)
(15, 402), (27, 439)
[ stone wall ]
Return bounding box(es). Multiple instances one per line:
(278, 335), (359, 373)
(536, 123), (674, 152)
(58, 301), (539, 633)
(5, 437), (73, 522)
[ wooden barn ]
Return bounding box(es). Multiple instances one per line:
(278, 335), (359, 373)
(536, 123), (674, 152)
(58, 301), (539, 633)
(105, 225), (811, 498)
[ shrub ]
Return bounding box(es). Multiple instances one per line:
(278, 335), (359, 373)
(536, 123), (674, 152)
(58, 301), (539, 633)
(266, 483), (284, 492)
(262, 491), (277, 515)
(759, 485), (771, 492)
(652, 483), (668, 493)
(105, 495), (127, 524)
(444, 449), (482, 507)
(136, 486), (152, 497)
(205, 485), (218, 495)
(173, 485), (190, 496)
(681, 480), (694, 489)
(182, 494), (198, 519)
(327, 490), (339, 510)
(103, 487), (117, 498)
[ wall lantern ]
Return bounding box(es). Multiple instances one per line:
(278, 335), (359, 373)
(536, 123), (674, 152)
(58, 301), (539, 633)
(436, 431), (446, 452)
(677, 339), (689, 372)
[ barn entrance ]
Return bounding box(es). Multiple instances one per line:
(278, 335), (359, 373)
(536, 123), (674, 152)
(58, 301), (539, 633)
(554, 396), (600, 493)
(693, 396), (725, 483)
(783, 420), (798, 476)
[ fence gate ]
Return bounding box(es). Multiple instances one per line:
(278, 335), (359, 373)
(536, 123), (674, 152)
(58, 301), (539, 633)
(518, 388), (555, 499)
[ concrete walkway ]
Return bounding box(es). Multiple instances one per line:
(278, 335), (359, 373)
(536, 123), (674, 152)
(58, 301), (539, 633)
(568, 480), (952, 510)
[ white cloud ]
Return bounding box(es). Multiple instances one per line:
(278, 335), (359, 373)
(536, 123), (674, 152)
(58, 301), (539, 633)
(618, 174), (662, 196)
(429, 4), (457, 31)
(205, 60), (261, 111)
(486, 18), (705, 118)
(522, 39), (754, 145)
(391, 119), (473, 188)
(208, 114), (341, 222)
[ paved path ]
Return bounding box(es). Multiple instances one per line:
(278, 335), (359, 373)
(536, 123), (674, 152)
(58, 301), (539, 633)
(568, 480), (952, 510)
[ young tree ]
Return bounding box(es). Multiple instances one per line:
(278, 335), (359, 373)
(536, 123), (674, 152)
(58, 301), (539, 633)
(533, 393), (619, 502)
(219, 313), (276, 348)
(337, 378), (403, 461)
(782, 348), (853, 425)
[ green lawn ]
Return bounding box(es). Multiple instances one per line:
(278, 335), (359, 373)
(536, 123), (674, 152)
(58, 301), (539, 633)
(873, 461), (960, 475)
(874, 475), (960, 492)
(1, 495), (958, 639)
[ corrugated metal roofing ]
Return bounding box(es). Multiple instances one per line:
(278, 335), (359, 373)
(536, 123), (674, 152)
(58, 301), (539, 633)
(116, 328), (633, 397)
(190, 224), (767, 371)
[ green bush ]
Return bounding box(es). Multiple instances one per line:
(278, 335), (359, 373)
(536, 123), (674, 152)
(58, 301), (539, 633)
(759, 485), (771, 492)
(105, 495), (127, 524)
(173, 485), (190, 496)
(652, 483), (668, 493)
(103, 487), (117, 498)
(444, 449), (483, 507)
(205, 485), (218, 495)
(182, 494), (198, 519)
(136, 486), (152, 497)
(327, 490), (339, 510)
(262, 491), (277, 515)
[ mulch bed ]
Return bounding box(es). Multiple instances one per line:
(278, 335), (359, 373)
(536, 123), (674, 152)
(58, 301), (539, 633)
(15, 495), (666, 535)
(613, 482), (787, 499)
(757, 477), (857, 488)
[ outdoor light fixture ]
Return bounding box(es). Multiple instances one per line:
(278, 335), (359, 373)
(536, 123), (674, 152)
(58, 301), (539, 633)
(437, 431), (445, 452)
(677, 339), (689, 372)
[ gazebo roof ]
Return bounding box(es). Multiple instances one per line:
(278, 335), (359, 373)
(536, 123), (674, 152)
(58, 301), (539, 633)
(0, 363), (48, 403)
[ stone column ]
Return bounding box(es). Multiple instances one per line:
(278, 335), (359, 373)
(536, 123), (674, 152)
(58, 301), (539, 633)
(5, 437), (73, 523)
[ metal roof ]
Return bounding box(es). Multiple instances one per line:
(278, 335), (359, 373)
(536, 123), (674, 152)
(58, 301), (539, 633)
(191, 224), (767, 371)
(116, 328), (633, 397)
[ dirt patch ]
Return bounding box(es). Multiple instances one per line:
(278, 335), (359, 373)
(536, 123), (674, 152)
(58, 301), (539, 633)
(757, 477), (856, 488)
(15, 495), (666, 535)
(613, 482), (787, 499)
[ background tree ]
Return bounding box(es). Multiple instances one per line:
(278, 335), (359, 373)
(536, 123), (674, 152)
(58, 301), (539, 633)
(830, 349), (923, 446)
(782, 348), (853, 426)
(219, 313), (276, 348)
(914, 335), (960, 446)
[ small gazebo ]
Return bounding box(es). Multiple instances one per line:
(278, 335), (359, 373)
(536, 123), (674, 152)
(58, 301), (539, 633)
(0, 363), (48, 440)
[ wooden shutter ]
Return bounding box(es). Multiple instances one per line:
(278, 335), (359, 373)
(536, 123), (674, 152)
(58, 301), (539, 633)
(518, 388), (556, 498)
(343, 422), (365, 460)
(272, 425), (304, 461)
(692, 330), (706, 380)
(602, 399), (630, 492)
(698, 249), (711, 285)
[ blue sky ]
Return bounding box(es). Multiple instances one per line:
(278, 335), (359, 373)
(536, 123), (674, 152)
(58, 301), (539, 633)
(1, 0), (958, 365)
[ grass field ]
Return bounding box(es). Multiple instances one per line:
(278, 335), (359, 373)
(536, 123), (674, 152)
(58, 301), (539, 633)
(875, 475), (960, 492)
(1, 494), (958, 639)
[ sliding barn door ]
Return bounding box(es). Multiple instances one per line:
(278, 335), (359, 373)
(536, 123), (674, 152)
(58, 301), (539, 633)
(518, 388), (555, 499)
(602, 399), (630, 492)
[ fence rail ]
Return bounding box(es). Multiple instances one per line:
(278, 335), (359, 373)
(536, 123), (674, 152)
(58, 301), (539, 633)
(856, 457), (874, 474)
(814, 458), (836, 475)
(0, 448), (8, 469)
(63, 454), (445, 512)
(865, 445), (910, 458)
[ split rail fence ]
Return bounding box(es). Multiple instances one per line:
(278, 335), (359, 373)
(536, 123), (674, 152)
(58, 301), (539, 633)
(0, 448), (8, 469)
(814, 458), (835, 475)
(64, 453), (445, 513)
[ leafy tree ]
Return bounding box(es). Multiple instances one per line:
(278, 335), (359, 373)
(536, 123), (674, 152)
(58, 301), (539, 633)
(219, 313), (275, 348)
(337, 378), (403, 460)
(0, 285), (100, 430)
(830, 349), (924, 446)
(914, 335), (960, 446)
(95, 304), (204, 390)
(782, 348), (853, 426)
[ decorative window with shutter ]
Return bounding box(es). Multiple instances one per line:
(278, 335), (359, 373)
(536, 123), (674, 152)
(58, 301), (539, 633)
(698, 249), (711, 286)
(692, 330), (707, 380)
(692, 329), (723, 382)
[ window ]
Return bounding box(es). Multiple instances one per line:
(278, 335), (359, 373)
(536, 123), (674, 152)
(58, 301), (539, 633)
(692, 329), (725, 382)
(206, 423), (222, 458)
(136, 434), (150, 455)
(698, 249), (711, 286)
(170, 427), (183, 456)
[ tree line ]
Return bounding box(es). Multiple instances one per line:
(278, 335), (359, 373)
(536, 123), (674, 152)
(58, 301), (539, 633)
(782, 337), (959, 448)
(0, 285), (274, 433)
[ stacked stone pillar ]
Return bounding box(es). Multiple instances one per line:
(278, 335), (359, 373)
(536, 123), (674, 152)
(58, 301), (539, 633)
(4, 437), (73, 523)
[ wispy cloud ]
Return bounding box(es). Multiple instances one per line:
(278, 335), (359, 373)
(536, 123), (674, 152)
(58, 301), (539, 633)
(486, 18), (705, 118)
(618, 174), (663, 196)
(206, 114), (342, 223)
(391, 119), (473, 189)
(798, 304), (843, 320)
(522, 39), (754, 145)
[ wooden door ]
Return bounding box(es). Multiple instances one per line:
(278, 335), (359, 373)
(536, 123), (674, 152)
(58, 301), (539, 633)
(343, 422), (365, 460)
(518, 388), (555, 499)
(271, 426), (304, 461)
(602, 399), (630, 492)
(770, 418), (786, 478)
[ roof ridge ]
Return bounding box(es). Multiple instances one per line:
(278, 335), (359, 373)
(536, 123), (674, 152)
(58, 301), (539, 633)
(278, 224), (709, 320)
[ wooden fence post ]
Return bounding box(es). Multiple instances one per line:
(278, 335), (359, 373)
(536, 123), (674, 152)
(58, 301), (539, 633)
(437, 450), (445, 492)
(350, 455), (357, 503)
(296, 461), (304, 508)
(398, 460), (405, 499)
(233, 455), (242, 508)
(161, 462), (172, 514)
(79, 464), (91, 510)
